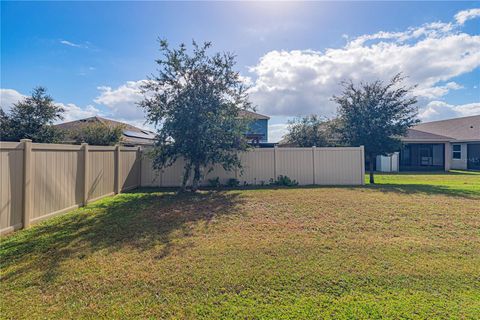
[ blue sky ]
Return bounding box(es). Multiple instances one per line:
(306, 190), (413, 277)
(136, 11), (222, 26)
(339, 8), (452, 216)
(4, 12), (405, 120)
(1, 1), (479, 141)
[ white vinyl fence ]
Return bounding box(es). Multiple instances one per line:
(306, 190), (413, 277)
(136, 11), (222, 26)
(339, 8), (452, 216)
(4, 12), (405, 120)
(1, 141), (364, 235)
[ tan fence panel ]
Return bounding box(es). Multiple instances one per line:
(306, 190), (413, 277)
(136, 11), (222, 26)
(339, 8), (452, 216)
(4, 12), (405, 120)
(141, 147), (364, 187)
(238, 149), (275, 185)
(1, 142), (142, 235)
(160, 157), (186, 187)
(140, 155), (161, 187)
(314, 147), (364, 185)
(0, 142), (24, 233)
(140, 154), (185, 187)
(120, 148), (140, 191)
(87, 147), (116, 201)
(276, 148), (314, 185)
(30, 144), (84, 223)
(203, 163), (237, 185)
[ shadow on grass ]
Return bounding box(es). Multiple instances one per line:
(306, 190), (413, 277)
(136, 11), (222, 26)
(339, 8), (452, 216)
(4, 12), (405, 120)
(363, 183), (479, 199)
(202, 182), (478, 199)
(0, 190), (245, 283)
(376, 170), (480, 176)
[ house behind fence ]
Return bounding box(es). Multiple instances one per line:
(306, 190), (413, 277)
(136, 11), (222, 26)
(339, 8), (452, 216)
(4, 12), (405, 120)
(1, 140), (364, 235)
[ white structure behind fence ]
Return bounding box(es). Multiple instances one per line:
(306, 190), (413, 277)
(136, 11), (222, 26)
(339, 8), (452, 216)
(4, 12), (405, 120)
(1, 141), (364, 234)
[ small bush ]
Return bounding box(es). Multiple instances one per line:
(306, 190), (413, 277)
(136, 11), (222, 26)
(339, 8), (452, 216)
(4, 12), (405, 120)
(271, 175), (299, 187)
(226, 178), (240, 188)
(207, 177), (221, 188)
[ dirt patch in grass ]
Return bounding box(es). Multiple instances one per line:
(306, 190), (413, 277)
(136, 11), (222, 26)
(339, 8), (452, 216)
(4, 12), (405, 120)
(1, 173), (479, 319)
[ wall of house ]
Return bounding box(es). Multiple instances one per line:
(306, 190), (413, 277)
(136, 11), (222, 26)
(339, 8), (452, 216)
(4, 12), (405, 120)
(450, 142), (468, 170)
(247, 119), (268, 142)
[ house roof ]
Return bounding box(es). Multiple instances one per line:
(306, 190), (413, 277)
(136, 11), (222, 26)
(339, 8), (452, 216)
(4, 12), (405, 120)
(238, 110), (270, 120)
(407, 115), (480, 142)
(55, 116), (156, 145)
(403, 128), (453, 142)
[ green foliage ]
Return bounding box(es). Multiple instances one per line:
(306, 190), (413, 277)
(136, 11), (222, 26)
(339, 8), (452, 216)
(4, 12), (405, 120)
(270, 175), (299, 186)
(72, 123), (124, 146)
(226, 178), (240, 188)
(284, 115), (331, 147)
(139, 40), (253, 192)
(0, 87), (65, 143)
(207, 177), (221, 188)
(332, 73), (419, 183)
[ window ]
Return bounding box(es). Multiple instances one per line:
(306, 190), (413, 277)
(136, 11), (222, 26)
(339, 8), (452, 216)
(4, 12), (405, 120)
(452, 144), (462, 159)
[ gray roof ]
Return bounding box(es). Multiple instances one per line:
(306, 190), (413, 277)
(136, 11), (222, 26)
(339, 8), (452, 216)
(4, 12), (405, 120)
(238, 110), (270, 120)
(405, 115), (480, 142)
(404, 129), (452, 142)
(55, 116), (155, 146)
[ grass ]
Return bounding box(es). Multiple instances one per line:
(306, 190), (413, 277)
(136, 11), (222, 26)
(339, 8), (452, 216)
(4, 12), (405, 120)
(1, 172), (479, 319)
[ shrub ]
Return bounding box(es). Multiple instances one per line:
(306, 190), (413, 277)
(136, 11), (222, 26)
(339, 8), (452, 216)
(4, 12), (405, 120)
(226, 178), (240, 188)
(207, 177), (221, 188)
(270, 175), (299, 187)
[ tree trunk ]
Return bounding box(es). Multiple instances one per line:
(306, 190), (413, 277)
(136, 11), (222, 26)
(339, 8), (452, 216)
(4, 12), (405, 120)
(369, 153), (375, 184)
(180, 163), (191, 193)
(191, 163), (201, 192)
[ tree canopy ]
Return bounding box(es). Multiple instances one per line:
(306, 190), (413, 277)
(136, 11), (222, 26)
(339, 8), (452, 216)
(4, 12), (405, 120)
(333, 74), (419, 183)
(0, 87), (65, 143)
(283, 115), (332, 147)
(139, 40), (253, 191)
(71, 123), (124, 146)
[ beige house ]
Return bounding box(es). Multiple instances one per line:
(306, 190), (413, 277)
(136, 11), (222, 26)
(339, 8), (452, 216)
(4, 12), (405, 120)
(377, 115), (480, 172)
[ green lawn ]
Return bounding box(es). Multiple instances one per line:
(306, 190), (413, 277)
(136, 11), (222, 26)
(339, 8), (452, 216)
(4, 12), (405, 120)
(1, 172), (479, 319)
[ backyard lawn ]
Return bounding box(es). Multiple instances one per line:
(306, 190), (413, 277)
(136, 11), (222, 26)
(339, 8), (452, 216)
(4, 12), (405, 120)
(1, 172), (479, 319)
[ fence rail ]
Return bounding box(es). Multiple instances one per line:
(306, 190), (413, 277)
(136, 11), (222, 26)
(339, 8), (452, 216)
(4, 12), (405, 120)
(1, 141), (364, 235)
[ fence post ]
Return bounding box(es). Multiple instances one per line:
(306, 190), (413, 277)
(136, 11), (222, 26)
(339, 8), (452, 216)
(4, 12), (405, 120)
(21, 139), (32, 229)
(115, 145), (121, 194)
(312, 146), (316, 185)
(273, 145), (278, 180)
(82, 143), (89, 205)
(137, 146), (142, 188)
(360, 145), (365, 185)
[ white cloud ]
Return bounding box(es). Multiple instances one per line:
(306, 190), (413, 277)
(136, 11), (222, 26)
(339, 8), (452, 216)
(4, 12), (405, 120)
(419, 101), (480, 122)
(248, 10), (480, 118)
(0, 88), (99, 123)
(59, 40), (88, 48)
(0, 89), (26, 113)
(268, 123), (289, 142)
(58, 103), (99, 123)
(94, 80), (148, 120)
(455, 8), (480, 25)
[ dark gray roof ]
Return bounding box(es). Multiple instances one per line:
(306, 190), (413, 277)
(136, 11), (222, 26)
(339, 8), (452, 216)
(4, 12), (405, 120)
(410, 115), (480, 142)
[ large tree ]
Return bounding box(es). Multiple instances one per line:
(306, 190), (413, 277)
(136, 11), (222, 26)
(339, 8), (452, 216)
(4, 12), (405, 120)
(0, 87), (65, 142)
(139, 40), (253, 191)
(333, 74), (419, 184)
(283, 115), (331, 147)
